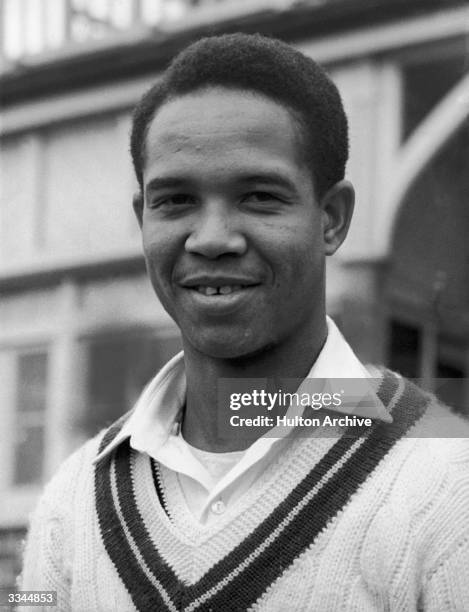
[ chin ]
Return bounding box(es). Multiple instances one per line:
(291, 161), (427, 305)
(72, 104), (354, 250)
(186, 330), (272, 360)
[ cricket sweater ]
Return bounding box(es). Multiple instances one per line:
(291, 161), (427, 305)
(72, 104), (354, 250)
(21, 370), (469, 611)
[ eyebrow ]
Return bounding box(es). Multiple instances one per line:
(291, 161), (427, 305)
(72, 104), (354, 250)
(144, 171), (300, 197)
(145, 177), (187, 197)
(238, 173), (299, 193)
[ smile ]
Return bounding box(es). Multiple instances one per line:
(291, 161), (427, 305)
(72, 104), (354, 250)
(181, 282), (260, 316)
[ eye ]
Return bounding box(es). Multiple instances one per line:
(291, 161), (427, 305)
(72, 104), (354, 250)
(243, 191), (279, 204)
(150, 194), (195, 208)
(168, 194), (194, 205)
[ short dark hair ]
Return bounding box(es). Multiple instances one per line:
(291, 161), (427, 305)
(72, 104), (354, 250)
(130, 33), (349, 198)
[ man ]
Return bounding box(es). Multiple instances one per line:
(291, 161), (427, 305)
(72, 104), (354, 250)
(22, 34), (469, 611)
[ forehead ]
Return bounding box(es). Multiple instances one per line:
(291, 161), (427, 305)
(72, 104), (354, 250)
(143, 87), (308, 181)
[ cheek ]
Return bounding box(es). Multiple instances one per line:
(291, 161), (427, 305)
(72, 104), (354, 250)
(142, 228), (175, 278)
(142, 233), (179, 318)
(271, 230), (323, 286)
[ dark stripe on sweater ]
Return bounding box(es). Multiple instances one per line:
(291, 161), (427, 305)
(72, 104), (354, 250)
(114, 443), (185, 605)
(97, 410), (133, 454)
(151, 459), (171, 520)
(95, 443), (172, 611)
(107, 372), (397, 609)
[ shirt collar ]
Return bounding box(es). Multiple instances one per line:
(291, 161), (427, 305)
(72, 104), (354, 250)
(94, 316), (390, 463)
(93, 350), (187, 463)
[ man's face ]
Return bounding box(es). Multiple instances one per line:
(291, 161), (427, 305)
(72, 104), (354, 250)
(139, 87), (327, 359)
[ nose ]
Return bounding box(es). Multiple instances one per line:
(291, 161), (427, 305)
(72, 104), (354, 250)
(184, 201), (247, 259)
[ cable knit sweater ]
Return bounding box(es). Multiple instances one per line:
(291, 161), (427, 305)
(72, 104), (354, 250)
(21, 370), (469, 611)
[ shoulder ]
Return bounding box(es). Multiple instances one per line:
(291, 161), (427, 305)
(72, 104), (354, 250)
(34, 408), (134, 522)
(29, 431), (105, 526)
(374, 368), (469, 487)
(364, 368), (469, 519)
(370, 366), (469, 439)
(21, 430), (110, 591)
(31, 405), (134, 517)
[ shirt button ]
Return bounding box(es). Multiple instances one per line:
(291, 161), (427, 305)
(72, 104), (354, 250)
(210, 500), (226, 515)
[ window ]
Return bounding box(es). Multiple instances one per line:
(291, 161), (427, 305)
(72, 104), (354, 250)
(0, 528), (25, 591)
(13, 351), (48, 485)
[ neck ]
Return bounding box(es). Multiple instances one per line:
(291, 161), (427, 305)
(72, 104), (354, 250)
(181, 318), (327, 452)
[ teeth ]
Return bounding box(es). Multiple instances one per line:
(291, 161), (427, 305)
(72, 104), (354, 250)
(196, 285), (243, 296)
(219, 285), (237, 295)
(204, 286), (218, 296)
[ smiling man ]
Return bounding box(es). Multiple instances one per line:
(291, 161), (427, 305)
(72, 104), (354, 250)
(21, 34), (469, 611)
(133, 81), (353, 452)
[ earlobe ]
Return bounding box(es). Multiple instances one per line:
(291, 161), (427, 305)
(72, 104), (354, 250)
(321, 180), (355, 256)
(133, 192), (144, 228)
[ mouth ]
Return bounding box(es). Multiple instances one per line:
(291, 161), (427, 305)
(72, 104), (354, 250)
(180, 281), (260, 314)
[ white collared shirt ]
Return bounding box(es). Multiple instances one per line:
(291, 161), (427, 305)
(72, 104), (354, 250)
(95, 316), (389, 524)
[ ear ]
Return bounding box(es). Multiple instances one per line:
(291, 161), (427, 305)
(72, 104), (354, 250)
(320, 180), (355, 256)
(133, 192), (144, 228)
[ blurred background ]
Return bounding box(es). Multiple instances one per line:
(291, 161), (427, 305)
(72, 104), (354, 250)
(1, 0), (468, 588)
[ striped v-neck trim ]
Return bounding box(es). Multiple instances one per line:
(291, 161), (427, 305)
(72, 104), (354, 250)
(94, 371), (430, 611)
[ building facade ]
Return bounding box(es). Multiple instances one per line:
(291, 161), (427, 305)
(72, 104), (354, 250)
(1, 0), (468, 589)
